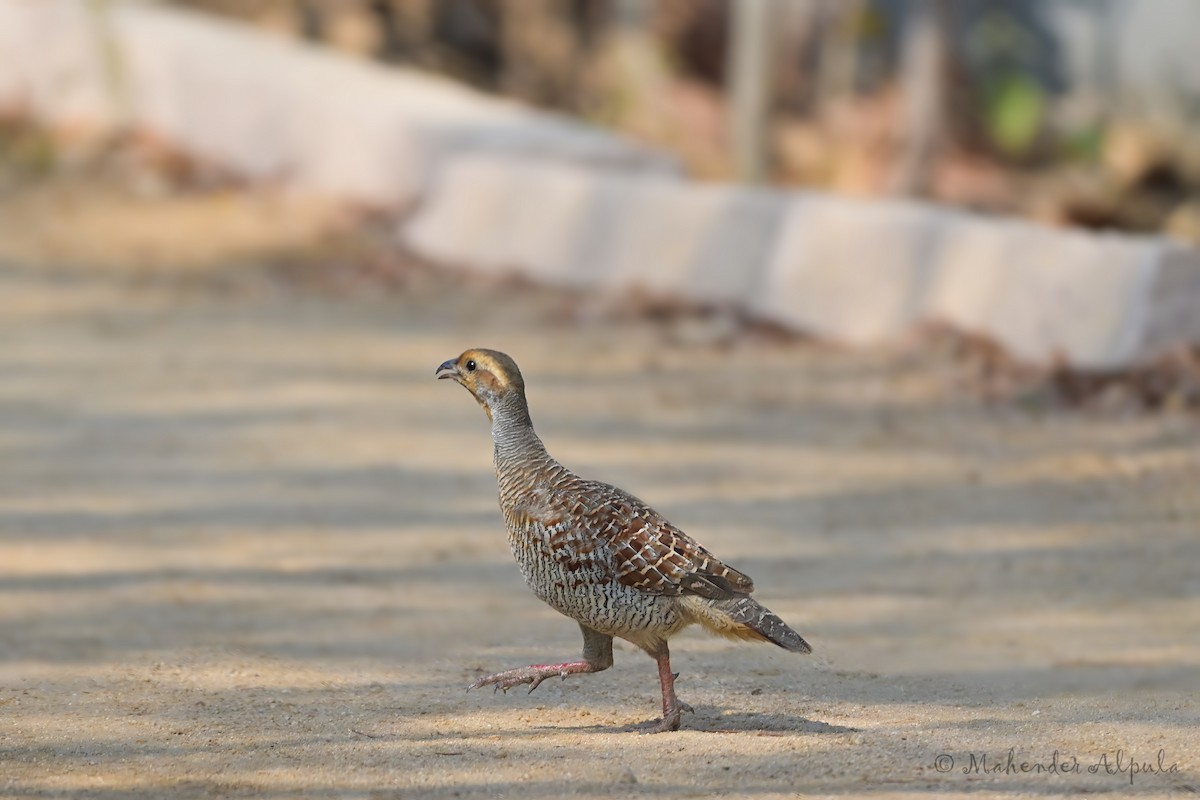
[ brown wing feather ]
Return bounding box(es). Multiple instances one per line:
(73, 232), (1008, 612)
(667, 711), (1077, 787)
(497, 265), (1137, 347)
(585, 484), (755, 599)
(509, 487), (610, 580)
(512, 477), (755, 599)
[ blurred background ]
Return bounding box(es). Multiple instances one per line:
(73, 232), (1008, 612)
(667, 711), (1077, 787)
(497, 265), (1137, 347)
(162, 0), (1200, 240)
(5, 0), (1200, 240)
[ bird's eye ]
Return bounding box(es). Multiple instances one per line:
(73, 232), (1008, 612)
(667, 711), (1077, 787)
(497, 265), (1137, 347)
(465, 359), (477, 372)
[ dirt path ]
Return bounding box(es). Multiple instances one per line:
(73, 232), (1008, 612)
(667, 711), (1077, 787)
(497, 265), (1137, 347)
(1, 180), (1197, 798)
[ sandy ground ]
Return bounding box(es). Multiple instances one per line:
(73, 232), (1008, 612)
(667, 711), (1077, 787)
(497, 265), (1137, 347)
(1, 177), (1198, 799)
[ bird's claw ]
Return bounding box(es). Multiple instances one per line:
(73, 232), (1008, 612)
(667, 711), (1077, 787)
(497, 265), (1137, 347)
(645, 699), (693, 733)
(467, 665), (558, 695)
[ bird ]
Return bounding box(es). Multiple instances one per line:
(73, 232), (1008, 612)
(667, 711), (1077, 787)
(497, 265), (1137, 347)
(436, 348), (811, 732)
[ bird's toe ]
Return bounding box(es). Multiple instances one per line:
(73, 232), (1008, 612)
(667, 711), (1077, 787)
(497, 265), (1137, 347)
(648, 712), (683, 734)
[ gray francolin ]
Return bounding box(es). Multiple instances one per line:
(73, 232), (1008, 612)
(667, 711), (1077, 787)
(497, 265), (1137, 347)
(436, 348), (811, 732)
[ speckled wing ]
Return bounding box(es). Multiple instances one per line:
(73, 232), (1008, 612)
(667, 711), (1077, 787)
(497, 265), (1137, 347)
(585, 484), (756, 600)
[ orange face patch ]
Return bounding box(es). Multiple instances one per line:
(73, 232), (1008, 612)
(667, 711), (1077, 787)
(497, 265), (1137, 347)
(476, 369), (503, 395)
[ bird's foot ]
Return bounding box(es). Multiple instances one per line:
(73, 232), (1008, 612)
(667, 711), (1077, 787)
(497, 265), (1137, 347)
(468, 661), (595, 695)
(648, 699), (694, 733)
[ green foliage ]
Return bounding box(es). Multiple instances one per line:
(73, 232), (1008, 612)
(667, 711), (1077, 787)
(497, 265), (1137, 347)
(983, 71), (1045, 159)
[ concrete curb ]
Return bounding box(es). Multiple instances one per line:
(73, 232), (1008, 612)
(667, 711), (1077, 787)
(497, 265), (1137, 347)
(0, 0), (674, 207)
(753, 196), (943, 345)
(403, 154), (1200, 369)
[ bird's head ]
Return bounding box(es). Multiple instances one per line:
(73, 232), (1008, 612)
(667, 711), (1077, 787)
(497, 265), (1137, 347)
(435, 348), (527, 421)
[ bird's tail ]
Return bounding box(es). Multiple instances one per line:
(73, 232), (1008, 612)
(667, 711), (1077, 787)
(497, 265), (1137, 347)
(688, 596), (812, 654)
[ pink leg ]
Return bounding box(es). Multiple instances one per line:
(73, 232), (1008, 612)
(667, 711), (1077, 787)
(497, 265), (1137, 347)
(468, 660), (603, 694)
(469, 624), (613, 695)
(651, 646), (693, 733)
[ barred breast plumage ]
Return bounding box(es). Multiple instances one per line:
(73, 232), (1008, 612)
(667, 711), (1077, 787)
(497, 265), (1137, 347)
(436, 348), (811, 732)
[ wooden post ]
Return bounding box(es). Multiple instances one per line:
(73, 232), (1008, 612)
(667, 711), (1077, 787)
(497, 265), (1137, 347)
(728, 0), (775, 183)
(888, 0), (950, 196)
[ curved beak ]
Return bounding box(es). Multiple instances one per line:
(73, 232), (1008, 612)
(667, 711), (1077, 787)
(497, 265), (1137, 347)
(435, 358), (460, 381)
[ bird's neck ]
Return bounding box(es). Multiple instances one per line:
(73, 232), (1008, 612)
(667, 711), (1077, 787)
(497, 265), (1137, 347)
(489, 394), (569, 512)
(489, 394), (549, 468)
